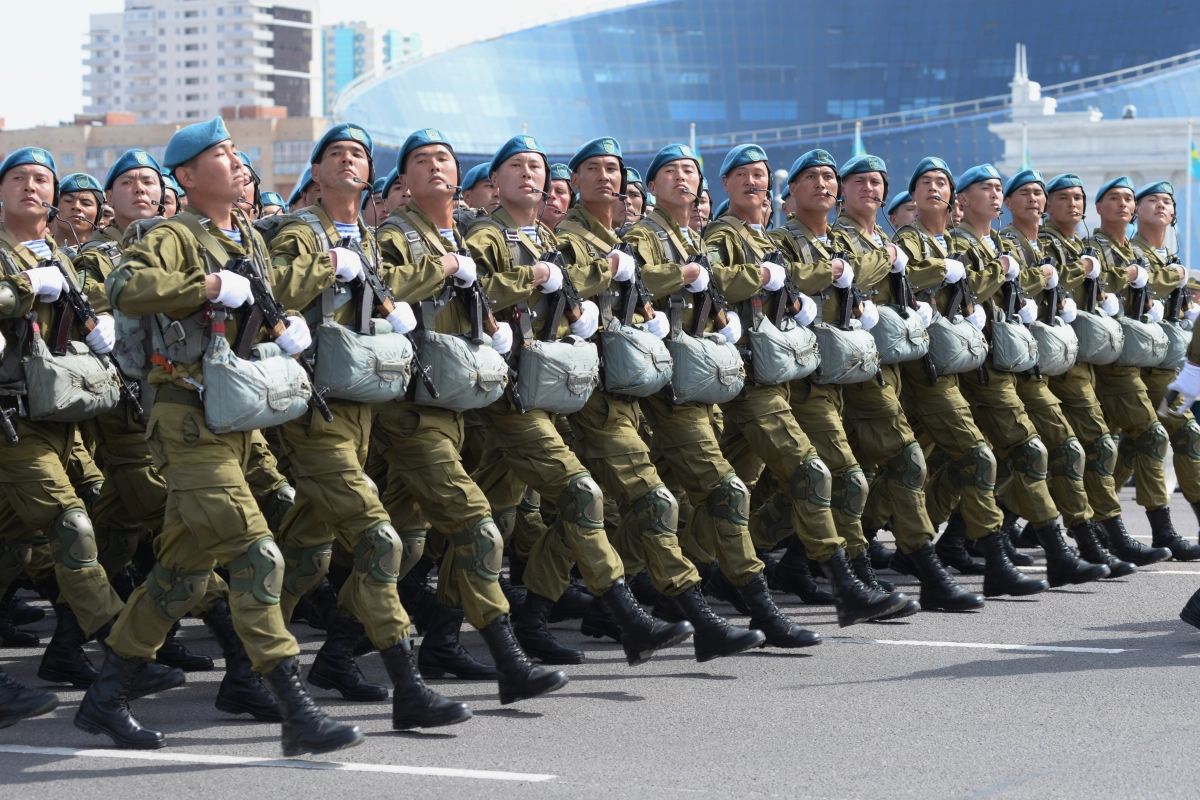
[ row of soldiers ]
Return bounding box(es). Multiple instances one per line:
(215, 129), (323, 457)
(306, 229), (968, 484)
(2, 116), (1200, 757)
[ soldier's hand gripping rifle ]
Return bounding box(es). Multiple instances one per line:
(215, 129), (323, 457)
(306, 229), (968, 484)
(538, 249), (585, 341)
(1002, 256), (1041, 379)
(228, 257), (334, 422)
(614, 242), (655, 327)
(48, 257), (144, 418)
(687, 254), (729, 336)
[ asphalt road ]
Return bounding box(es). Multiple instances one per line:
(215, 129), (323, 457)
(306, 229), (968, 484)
(4, 487), (1200, 800)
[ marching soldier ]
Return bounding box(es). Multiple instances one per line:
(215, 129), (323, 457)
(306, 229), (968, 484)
(885, 191), (917, 230)
(459, 162), (499, 213)
(541, 163), (571, 228)
(54, 173), (105, 254)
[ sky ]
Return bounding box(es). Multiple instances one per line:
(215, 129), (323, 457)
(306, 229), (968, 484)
(0, 0), (640, 131)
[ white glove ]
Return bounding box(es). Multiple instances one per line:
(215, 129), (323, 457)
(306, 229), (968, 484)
(214, 270), (254, 308)
(685, 266), (709, 294)
(890, 246), (909, 274)
(1099, 293), (1121, 317)
(792, 293), (818, 326)
(609, 248), (635, 282)
(1148, 299), (1164, 323)
(915, 300), (934, 327)
(1081, 254), (1101, 279)
(761, 261), (786, 291)
(718, 310), (742, 343)
(1169, 362), (1200, 407)
(644, 311), (670, 339)
(275, 315), (311, 355)
(943, 258), (966, 283)
(451, 254), (477, 287)
(569, 300), (600, 339)
(1000, 254), (1020, 280)
(85, 314), (116, 354)
(329, 247), (364, 283)
(857, 300), (879, 331)
(966, 304), (987, 330)
(831, 259), (854, 289)
(1045, 265), (1059, 289)
(1018, 298), (1037, 324)
(1059, 298), (1078, 324)
(386, 302), (417, 334)
(24, 266), (65, 302)
(1131, 264), (1148, 288)
(1179, 265), (1190, 288)
(491, 323), (513, 355)
(1186, 306), (1200, 323)
(537, 261), (563, 294)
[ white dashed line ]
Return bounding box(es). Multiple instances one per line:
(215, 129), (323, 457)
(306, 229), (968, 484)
(826, 637), (1126, 654)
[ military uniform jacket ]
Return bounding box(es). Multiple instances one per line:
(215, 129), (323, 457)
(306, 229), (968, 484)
(73, 223), (128, 314)
(0, 228), (87, 373)
(997, 224), (1056, 307)
(1130, 233), (1186, 309)
(621, 207), (716, 334)
(890, 220), (980, 317)
(828, 213), (900, 302)
(699, 213), (782, 335)
(1039, 220), (1099, 309)
(1087, 230), (1178, 318)
(555, 204), (640, 322)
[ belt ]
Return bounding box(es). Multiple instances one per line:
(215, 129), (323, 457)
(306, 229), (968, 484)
(154, 384), (204, 410)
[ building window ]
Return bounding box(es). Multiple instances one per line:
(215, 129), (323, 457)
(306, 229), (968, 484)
(184, 27), (198, 35)
(186, 110), (201, 118)
(185, 77), (199, 85)
(668, 100), (725, 121)
(185, 93), (200, 101)
(59, 153), (75, 168)
(740, 100), (798, 121)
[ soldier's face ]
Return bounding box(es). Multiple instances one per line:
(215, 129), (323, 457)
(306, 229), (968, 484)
(261, 204), (282, 217)
(625, 183), (645, 214)
(542, 180), (571, 224)
(175, 141), (246, 205)
(58, 191), (99, 234)
(572, 155), (622, 208)
(314, 141), (370, 194)
(1136, 193), (1174, 228)
(495, 153), (547, 211)
(461, 179), (498, 212)
(722, 163), (769, 216)
(889, 201), (918, 228)
(1097, 188), (1135, 226)
(1046, 186), (1082, 229)
(647, 160), (697, 211)
(403, 144), (457, 201)
(1004, 182), (1046, 227)
(959, 179), (1003, 221)
(0, 164), (55, 226)
(914, 172), (951, 216)
(162, 190), (179, 217)
(689, 191), (711, 231)
(108, 167), (163, 225)
(791, 166), (837, 215)
(843, 172), (885, 217)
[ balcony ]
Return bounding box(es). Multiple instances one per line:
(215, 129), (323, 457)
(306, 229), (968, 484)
(125, 64), (156, 76)
(127, 100), (158, 112)
(84, 55), (114, 67)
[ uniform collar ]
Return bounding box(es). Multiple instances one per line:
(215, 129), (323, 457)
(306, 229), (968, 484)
(563, 204), (617, 244)
(405, 200), (463, 250)
(835, 211), (888, 245)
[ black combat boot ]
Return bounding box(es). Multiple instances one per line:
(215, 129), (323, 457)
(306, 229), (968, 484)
(397, 560), (439, 635)
(1148, 506), (1200, 561)
(601, 579), (693, 666)
(651, 590), (689, 623)
(851, 552), (920, 619)
(1070, 522), (1136, 578)
(307, 614), (389, 701)
(304, 581), (336, 632)
(202, 601), (281, 722)
(508, 555), (527, 587)
(417, 603), (497, 680)
(980, 532), (1049, 597)
(736, 573), (822, 646)
(380, 639), (472, 730)
(512, 592), (584, 664)
(1010, 519), (1042, 549)
(579, 596), (621, 642)
(997, 508), (1034, 565)
(478, 615), (569, 705)
(867, 536), (895, 570)
(262, 657), (364, 757)
(1180, 586), (1200, 630)
(0, 668), (57, 729)
(823, 550), (912, 626)
(701, 563), (754, 614)
(670, 585), (765, 662)
(1192, 501), (1200, 544)
(155, 620), (214, 672)
(73, 650), (165, 749)
(629, 570), (665, 606)
(0, 597), (38, 647)
(4, 584), (44, 626)
(1034, 523), (1110, 586)
(547, 579), (593, 623)
(905, 543), (985, 611)
(37, 605), (97, 688)
(498, 575), (527, 614)
(767, 538), (834, 604)
(1099, 516), (1171, 566)
(934, 514), (986, 574)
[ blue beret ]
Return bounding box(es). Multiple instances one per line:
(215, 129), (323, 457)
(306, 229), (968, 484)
(398, 128), (454, 174)
(1044, 173), (1083, 195)
(885, 191), (913, 216)
(721, 144), (769, 177)
(956, 163), (1002, 193)
(627, 167), (644, 186)
(1095, 176), (1134, 204)
(780, 185), (791, 201)
(461, 162), (492, 192)
(907, 157), (954, 195)
(839, 154), (887, 179)
(382, 168), (401, 198)
(288, 165), (314, 207)
(311, 122), (373, 164)
(701, 176), (709, 192)
(645, 144), (699, 183)
(568, 137), (623, 173)
(163, 174), (184, 197)
(491, 134), (548, 173)
(236, 150), (261, 184)
(549, 163), (571, 182)
(0, 147), (57, 185)
(713, 199), (730, 219)
(163, 117), (229, 169)
(787, 150), (837, 186)
(1004, 168), (1045, 198)
(1136, 180), (1175, 202)
(371, 175), (387, 194)
(105, 149), (162, 192)
(261, 191), (286, 208)
(59, 173), (103, 197)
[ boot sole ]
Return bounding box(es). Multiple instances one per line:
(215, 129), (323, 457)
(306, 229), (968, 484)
(155, 657), (214, 672)
(579, 622), (621, 642)
(1180, 608), (1200, 630)
(624, 626), (694, 666)
(36, 667), (95, 690)
(982, 580), (1049, 598)
(418, 664), (499, 681)
(393, 707), (473, 730)
(873, 600), (922, 621)
(919, 594), (985, 612)
(0, 695), (58, 729)
(306, 670), (390, 702)
(837, 594), (914, 627)
(281, 727), (365, 758)
(499, 671), (569, 705)
(215, 697), (283, 723)
(1100, 562), (1137, 578)
(74, 711), (166, 749)
(1047, 567), (1111, 587)
(695, 630), (767, 662)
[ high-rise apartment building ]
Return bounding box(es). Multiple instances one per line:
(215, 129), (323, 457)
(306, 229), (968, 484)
(322, 23), (422, 115)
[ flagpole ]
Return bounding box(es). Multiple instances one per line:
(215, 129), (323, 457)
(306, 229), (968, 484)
(1188, 118), (1193, 268)
(1022, 121), (1029, 169)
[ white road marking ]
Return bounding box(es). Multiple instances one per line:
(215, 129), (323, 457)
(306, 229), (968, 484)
(826, 637), (1126, 654)
(0, 745), (556, 782)
(1139, 569), (1200, 575)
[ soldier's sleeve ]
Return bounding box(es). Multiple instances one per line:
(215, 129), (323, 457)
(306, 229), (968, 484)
(953, 236), (1004, 301)
(830, 228), (891, 292)
(768, 228), (833, 295)
(1018, 264), (1048, 299)
(703, 227), (763, 304)
(1050, 243), (1086, 295)
(893, 228), (947, 292)
(1148, 263), (1183, 299)
(376, 224), (446, 304)
(1087, 238), (1131, 295)
(622, 225), (683, 299)
(0, 272), (35, 320)
(466, 226), (534, 312)
(74, 249), (114, 313)
(266, 223), (335, 315)
(110, 226), (209, 318)
(557, 235), (610, 300)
